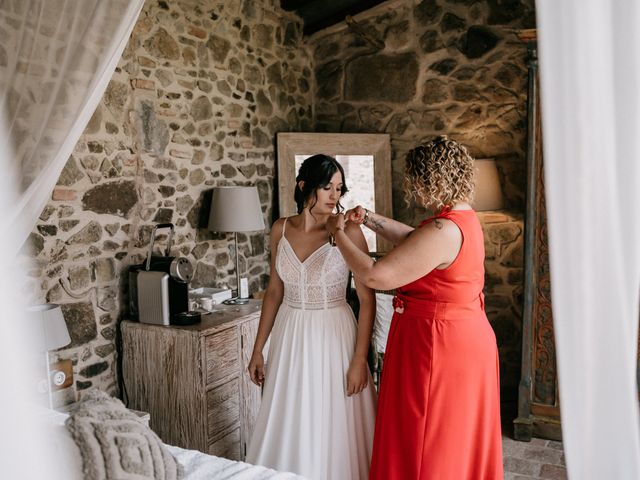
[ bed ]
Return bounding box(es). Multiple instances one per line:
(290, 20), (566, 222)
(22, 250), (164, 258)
(42, 392), (304, 480)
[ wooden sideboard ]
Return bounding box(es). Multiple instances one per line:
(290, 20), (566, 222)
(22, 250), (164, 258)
(121, 300), (262, 460)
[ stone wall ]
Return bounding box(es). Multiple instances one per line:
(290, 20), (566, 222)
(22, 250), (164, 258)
(24, 0), (312, 397)
(310, 0), (534, 222)
(308, 0), (535, 401)
(479, 211), (524, 401)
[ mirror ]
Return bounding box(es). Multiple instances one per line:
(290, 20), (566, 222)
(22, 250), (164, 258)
(277, 133), (392, 253)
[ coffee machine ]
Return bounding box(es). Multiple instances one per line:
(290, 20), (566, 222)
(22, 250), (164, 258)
(128, 223), (200, 326)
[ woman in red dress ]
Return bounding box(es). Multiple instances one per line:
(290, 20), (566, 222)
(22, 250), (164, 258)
(326, 136), (503, 480)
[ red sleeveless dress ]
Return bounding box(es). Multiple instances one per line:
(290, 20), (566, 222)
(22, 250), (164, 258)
(369, 208), (503, 480)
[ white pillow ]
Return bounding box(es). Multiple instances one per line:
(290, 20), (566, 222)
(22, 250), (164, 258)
(37, 407), (84, 480)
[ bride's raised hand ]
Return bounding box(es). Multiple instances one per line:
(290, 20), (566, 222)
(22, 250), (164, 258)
(326, 213), (345, 235)
(345, 205), (366, 225)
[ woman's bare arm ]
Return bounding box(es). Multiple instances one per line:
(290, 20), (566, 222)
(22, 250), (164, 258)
(344, 223), (375, 395)
(331, 215), (462, 291)
(347, 206), (414, 246)
(250, 220), (285, 357)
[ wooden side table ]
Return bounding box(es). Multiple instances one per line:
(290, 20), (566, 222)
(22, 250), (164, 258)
(121, 300), (263, 460)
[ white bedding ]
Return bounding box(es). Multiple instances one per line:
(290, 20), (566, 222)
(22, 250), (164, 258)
(168, 446), (302, 480)
(41, 407), (304, 480)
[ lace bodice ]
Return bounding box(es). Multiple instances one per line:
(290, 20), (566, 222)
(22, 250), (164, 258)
(276, 220), (350, 310)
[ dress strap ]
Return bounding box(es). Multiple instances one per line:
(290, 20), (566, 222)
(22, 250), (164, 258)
(282, 217), (288, 239)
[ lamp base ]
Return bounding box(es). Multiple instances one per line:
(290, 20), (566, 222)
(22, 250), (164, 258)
(223, 297), (249, 305)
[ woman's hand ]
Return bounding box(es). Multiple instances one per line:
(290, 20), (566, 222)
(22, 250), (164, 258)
(248, 351), (265, 387)
(326, 213), (346, 235)
(346, 357), (369, 396)
(345, 205), (366, 225)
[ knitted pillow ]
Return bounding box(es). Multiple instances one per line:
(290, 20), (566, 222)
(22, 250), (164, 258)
(65, 389), (178, 480)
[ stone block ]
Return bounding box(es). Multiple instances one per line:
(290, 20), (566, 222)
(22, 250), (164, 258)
(79, 361), (109, 378)
(503, 457), (539, 476)
(61, 302), (97, 346)
(485, 223), (522, 247)
(52, 188), (77, 201)
(191, 95), (213, 122)
(385, 20), (410, 49)
(136, 100), (170, 155)
(97, 287), (117, 311)
(188, 25), (207, 39)
(37, 225), (58, 236)
(103, 80), (128, 118)
(419, 30), (443, 53)
(153, 208), (173, 223)
(100, 326), (116, 341)
(459, 26), (500, 59)
(422, 78), (449, 104)
(189, 168), (206, 186)
(131, 78), (155, 90)
(92, 258), (116, 283)
(144, 27), (179, 60)
(538, 464), (567, 480)
(345, 53), (418, 103)
(441, 12), (466, 32)
(502, 242), (524, 267)
(67, 221), (102, 245)
(415, 0), (442, 25)
(82, 181), (137, 218)
(68, 266), (91, 291)
(95, 344), (115, 358)
(192, 262), (217, 288)
(39, 206), (55, 221)
(206, 34), (231, 63)
(169, 149), (192, 160)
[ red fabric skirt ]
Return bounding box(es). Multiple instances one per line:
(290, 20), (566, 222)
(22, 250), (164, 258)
(369, 294), (503, 480)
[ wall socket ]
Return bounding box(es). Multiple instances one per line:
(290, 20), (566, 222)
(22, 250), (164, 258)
(50, 359), (73, 391)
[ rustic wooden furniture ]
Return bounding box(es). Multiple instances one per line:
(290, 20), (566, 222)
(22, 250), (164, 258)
(121, 300), (262, 460)
(513, 35), (562, 442)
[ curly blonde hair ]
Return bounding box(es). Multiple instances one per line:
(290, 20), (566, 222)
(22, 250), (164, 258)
(403, 135), (475, 210)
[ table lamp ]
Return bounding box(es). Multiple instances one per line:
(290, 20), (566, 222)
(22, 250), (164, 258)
(472, 158), (505, 211)
(207, 186), (265, 305)
(27, 304), (71, 408)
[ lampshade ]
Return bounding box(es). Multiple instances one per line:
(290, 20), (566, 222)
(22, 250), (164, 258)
(208, 186), (265, 232)
(472, 158), (504, 211)
(27, 304), (71, 352)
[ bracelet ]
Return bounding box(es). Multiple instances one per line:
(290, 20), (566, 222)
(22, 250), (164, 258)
(328, 227), (344, 246)
(362, 208), (371, 226)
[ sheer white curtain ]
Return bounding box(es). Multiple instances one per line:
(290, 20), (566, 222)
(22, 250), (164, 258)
(0, 0), (144, 248)
(0, 1), (143, 477)
(537, 1), (640, 478)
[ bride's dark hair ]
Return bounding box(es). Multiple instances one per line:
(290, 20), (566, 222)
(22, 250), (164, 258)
(294, 154), (348, 214)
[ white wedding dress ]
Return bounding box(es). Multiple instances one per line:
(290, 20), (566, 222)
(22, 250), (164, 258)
(246, 219), (377, 480)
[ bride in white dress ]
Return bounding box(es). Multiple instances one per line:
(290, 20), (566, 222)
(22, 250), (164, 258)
(246, 154), (377, 480)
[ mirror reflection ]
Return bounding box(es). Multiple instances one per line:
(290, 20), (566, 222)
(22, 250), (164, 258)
(295, 154), (377, 251)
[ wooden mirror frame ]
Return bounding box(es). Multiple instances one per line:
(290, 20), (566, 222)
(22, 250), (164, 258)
(276, 132), (393, 253)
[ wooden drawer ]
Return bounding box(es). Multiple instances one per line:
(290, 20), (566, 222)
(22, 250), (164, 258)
(207, 378), (240, 439)
(208, 427), (241, 460)
(205, 327), (239, 385)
